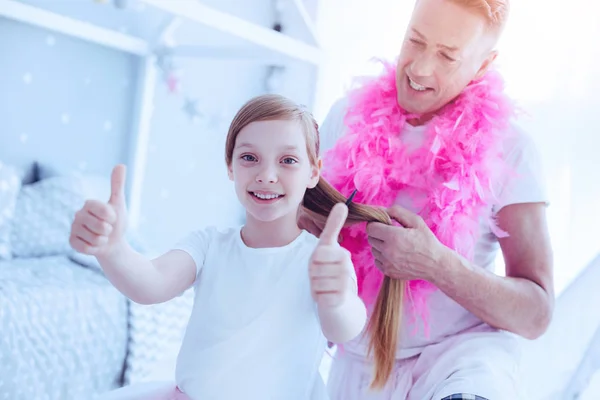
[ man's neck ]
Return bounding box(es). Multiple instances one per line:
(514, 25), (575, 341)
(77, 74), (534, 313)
(407, 113), (434, 126)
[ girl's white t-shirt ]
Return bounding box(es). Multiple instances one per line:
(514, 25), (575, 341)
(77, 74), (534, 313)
(318, 98), (549, 359)
(173, 228), (328, 400)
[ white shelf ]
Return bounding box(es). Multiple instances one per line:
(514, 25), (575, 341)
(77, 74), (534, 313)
(0, 0), (322, 65)
(168, 45), (294, 64)
(0, 0), (150, 55)
(139, 0), (323, 65)
(290, 0), (320, 46)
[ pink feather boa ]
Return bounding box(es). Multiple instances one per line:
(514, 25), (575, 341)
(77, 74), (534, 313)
(322, 62), (515, 328)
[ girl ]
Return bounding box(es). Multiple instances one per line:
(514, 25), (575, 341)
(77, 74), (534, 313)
(70, 94), (394, 400)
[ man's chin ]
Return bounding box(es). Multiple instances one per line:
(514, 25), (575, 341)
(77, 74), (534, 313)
(398, 98), (426, 115)
(398, 94), (440, 115)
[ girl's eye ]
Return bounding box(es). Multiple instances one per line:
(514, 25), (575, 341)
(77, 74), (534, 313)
(241, 154), (256, 162)
(282, 158), (298, 165)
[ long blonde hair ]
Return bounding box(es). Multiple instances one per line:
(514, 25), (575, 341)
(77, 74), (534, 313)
(225, 94), (404, 388)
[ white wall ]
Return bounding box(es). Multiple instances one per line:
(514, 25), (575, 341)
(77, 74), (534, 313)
(0, 17), (137, 177)
(312, 0), (412, 121)
(498, 1), (600, 293)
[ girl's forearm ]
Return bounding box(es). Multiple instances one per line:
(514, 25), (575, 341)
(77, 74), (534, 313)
(96, 241), (163, 304)
(318, 292), (367, 344)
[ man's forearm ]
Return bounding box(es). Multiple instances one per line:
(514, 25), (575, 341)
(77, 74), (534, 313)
(432, 251), (553, 339)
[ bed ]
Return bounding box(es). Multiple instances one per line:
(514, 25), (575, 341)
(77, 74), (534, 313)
(0, 162), (194, 399)
(0, 256), (128, 398)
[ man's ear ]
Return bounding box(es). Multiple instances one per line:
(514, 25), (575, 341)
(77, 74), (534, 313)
(474, 49), (498, 80)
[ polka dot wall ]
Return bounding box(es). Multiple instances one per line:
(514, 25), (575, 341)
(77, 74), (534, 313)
(0, 18), (136, 178)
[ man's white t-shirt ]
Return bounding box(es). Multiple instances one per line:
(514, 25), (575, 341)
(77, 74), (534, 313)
(318, 97), (549, 359)
(172, 227), (328, 400)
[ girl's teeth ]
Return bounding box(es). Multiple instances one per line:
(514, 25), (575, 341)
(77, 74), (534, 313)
(254, 192), (280, 200)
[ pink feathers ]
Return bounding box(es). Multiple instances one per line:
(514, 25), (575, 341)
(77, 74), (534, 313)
(322, 61), (515, 328)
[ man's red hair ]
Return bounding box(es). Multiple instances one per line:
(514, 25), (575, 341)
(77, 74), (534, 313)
(450, 0), (510, 31)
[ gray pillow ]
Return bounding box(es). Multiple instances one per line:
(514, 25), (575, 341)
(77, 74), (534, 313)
(0, 161), (22, 260)
(10, 175), (109, 258)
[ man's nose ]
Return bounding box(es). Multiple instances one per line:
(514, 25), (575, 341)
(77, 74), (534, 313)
(410, 53), (435, 78)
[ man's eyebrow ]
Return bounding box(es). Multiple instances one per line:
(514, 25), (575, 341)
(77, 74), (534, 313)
(412, 28), (425, 38)
(411, 28), (459, 52)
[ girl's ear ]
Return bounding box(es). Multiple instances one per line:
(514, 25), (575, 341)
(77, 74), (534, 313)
(307, 159), (322, 189)
(227, 164), (234, 181)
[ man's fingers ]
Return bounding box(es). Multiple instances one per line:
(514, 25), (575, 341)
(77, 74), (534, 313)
(387, 205), (421, 228)
(366, 221), (396, 241)
(371, 247), (384, 261)
(367, 235), (385, 251)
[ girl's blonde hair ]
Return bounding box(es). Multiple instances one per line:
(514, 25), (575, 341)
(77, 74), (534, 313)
(225, 93), (405, 389)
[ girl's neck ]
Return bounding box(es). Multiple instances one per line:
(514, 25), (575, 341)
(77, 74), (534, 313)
(241, 211), (302, 248)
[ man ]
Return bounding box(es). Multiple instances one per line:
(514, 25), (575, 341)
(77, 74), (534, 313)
(298, 0), (554, 398)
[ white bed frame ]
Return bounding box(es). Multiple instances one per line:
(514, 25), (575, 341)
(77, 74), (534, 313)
(0, 0), (323, 229)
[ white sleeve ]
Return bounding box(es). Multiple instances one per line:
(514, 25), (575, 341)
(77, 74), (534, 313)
(318, 97), (350, 156)
(493, 125), (549, 213)
(172, 227), (213, 280)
